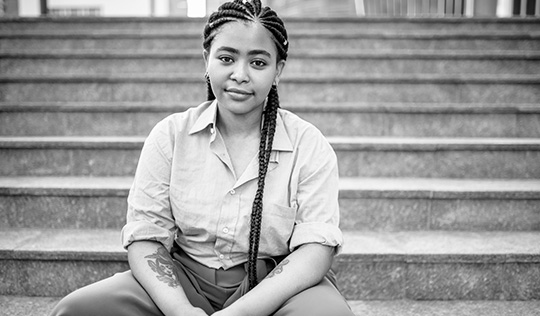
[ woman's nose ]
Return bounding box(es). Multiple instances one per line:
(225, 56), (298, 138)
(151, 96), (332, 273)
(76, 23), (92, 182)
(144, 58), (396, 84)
(230, 63), (249, 83)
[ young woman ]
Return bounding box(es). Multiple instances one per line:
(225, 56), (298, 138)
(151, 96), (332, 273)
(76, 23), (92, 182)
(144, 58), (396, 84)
(51, 1), (354, 315)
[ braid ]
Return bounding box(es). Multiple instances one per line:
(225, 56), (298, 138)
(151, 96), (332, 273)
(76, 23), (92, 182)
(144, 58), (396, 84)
(247, 85), (280, 290)
(205, 74), (215, 101)
(203, 0), (288, 291)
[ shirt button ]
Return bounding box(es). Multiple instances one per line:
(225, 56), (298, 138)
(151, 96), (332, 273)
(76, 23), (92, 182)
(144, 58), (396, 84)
(223, 227), (229, 234)
(219, 254), (225, 260)
(229, 189), (235, 195)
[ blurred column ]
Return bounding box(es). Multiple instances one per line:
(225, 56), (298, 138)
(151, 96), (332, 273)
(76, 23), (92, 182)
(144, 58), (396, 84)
(355, 0), (365, 16)
(170, 0), (188, 16)
(464, 0), (475, 16)
(497, 0), (514, 17)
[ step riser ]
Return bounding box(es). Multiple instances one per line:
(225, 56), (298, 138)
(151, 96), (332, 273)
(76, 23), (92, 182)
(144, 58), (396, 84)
(2, 20), (539, 32)
(3, 194), (540, 231)
(2, 257), (538, 300)
(338, 150), (540, 178)
(336, 259), (540, 300)
(340, 198), (540, 231)
(0, 259), (129, 297)
(3, 111), (540, 138)
(0, 195), (127, 229)
(3, 58), (539, 75)
(2, 82), (538, 103)
(2, 38), (538, 51)
(1, 148), (539, 178)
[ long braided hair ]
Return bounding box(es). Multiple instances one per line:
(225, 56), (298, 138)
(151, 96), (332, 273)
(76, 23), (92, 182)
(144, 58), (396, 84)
(203, 0), (289, 290)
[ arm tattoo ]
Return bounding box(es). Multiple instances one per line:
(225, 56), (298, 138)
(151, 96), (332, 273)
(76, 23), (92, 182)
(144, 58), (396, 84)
(266, 259), (290, 279)
(144, 247), (180, 288)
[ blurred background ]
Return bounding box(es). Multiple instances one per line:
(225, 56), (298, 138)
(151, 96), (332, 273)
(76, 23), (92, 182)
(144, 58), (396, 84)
(2, 0), (539, 18)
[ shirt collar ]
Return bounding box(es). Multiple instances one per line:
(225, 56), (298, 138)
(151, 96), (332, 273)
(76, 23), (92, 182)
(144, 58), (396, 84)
(188, 99), (293, 153)
(272, 110), (293, 152)
(189, 100), (217, 135)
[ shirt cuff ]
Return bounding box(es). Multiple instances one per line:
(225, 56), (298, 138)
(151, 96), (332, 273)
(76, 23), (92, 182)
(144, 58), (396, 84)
(289, 222), (344, 255)
(121, 221), (176, 252)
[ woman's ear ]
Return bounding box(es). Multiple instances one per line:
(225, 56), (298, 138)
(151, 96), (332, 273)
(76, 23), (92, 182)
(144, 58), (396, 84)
(274, 60), (286, 86)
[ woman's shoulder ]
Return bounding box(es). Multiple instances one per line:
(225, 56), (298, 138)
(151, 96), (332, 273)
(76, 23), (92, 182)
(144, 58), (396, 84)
(152, 101), (213, 134)
(278, 108), (327, 142)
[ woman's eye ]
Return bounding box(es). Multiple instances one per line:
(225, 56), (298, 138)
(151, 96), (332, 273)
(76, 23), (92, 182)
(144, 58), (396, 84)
(219, 56), (233, 63)
(252, 60), (267, 68)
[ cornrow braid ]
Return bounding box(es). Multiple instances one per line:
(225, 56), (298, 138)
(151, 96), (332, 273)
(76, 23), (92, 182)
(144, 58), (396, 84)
(203, 0), (288, 61)
(205, 74), (215, 101)
(202, 0), (288, 290)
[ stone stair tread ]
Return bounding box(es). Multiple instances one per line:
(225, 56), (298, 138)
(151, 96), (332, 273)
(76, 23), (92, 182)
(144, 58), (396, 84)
(2, 135), (540, 150)
(2, 176), (540, 198)
(348, 300), (540, 316)
(2, 228), (539, 262)
(2, 101), (539, 113)
(2, 28), (538, 37)
(0, 176), (132, 194)
(344, 230), (540, 259)
(2, 73), (539, 82)
(339, 177), (540, 199)
(3, 49), (540, 59)
(2, 296), (540, 316)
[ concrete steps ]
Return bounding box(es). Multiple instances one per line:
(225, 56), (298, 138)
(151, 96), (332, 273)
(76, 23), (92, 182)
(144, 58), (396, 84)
(2, 30), (539, 51)
(3, 296), (540, 316)
(2, 102), (540, 137)
(1, 228), (539, 300)
(2, 16), (539, 32)
(3, 50), (540, 75)
(1, 136), (539, 178)
(1, 74), (539, 103)
(2, 176), (539, 231)
(0, 15), (538, 314)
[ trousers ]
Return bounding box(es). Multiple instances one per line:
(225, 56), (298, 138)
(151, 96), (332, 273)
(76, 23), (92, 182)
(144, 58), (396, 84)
(50, 248), (354, 316)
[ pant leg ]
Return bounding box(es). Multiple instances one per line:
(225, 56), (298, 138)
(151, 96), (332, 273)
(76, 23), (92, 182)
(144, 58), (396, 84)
(273, 277), (354, 316)
(50, 271), (164, 316)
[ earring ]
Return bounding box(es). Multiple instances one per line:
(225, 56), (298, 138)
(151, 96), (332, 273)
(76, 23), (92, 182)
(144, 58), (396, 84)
(204, 72), (209, 80)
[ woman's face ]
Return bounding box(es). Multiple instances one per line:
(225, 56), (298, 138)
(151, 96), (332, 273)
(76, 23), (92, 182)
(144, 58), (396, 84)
(204, 21), (285, 120)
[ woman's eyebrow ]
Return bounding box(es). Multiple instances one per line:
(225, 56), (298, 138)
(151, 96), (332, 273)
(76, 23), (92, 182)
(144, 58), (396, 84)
(216, 46), (271, 58)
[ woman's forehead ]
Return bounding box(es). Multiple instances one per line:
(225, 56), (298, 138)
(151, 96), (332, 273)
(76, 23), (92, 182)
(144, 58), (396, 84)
(210, 21), (278, 57)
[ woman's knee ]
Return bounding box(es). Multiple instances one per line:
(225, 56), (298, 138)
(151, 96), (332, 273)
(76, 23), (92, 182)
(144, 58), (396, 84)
(50, 271), (161, 316)
(50, 286), (103, 316)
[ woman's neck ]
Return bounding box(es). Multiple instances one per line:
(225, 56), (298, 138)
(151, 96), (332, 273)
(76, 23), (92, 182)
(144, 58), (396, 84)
(216, 108), (263, 139)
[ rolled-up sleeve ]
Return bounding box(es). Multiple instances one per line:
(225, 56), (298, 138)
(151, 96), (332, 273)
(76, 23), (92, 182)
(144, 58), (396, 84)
(289, 128), (343, 254)
(121, 119), (177, 252)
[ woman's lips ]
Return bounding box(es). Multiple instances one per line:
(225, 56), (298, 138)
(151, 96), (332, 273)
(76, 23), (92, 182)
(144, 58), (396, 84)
(225, 88), (252, 95)
(225, 88), (253, 100)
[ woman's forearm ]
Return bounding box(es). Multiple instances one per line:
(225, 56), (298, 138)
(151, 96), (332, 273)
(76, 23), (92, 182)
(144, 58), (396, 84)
(128, 241), (207, 316)
(217, 243), (335, 316)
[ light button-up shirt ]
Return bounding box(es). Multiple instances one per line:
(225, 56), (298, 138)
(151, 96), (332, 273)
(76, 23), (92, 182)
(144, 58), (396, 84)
(122, 100), (343, 269)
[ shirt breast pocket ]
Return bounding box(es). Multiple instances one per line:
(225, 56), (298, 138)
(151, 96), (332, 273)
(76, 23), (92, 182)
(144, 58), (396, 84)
(260, 203), (297, 253)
